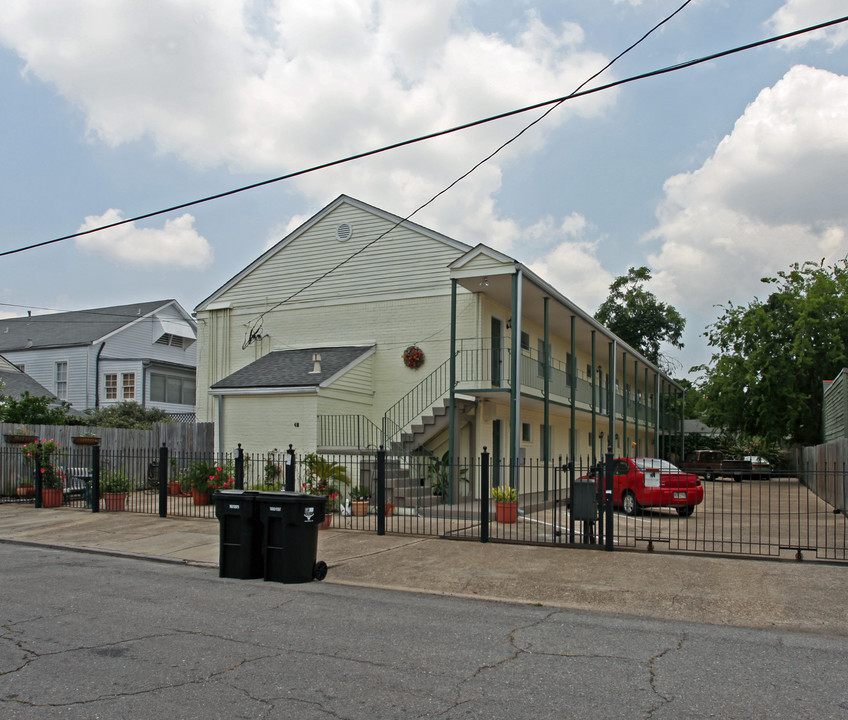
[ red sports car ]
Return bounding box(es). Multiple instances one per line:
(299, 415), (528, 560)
(595, 457), (704, 517)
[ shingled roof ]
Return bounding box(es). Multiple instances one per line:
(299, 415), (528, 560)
(0, 300), (181, 352)
(211, 346), (374, 390)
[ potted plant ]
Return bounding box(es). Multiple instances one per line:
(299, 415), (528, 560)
(182, 459), (219, 505)
(301, 453), (349, 526)
(208, 464), (235, 495)
(428, 451), (468, 497)
(349, 484), (371, 517)
(492, 484), (519, 524)
(101, 470), (130, 511)
(21, 439), (65, 507)
(17, 477), (35, 499)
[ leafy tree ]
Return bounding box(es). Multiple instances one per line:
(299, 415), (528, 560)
(83, 402), (172, 429)
(696, 259), (848, 445)
(595, 266), (686, 369)
(0, 391), (77, 425)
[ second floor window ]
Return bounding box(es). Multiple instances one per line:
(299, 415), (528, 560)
(122, 373), (135, 400)
(55, 361), (67, 401)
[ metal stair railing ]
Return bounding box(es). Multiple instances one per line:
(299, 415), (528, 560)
(382, 354), (456, 452)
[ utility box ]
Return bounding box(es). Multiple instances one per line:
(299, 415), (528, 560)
(572, 479), (597, 522)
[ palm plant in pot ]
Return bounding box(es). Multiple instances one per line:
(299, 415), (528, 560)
(301, 453), (348, 528)
(349, 484), (371, 517)
(492, 484), (519, 524)
(101, 470), (130, 512)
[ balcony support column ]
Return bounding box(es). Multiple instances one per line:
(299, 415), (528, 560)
(509, 270), (522, 488)
(448, 279), (457, 503)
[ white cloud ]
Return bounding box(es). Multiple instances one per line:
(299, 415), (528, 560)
(644, 65), (848, 310)
(76, 210), (213, 268)
(526, 214), (614, 310)
(0, 1), (615, 256)
(767, 0), (848, 49)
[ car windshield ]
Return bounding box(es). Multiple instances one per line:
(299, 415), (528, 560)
(634, 458), (680, 473)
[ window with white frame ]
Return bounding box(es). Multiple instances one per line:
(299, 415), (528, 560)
(55, 361), (68, 400)
(105, 373), (118, 400)
(122, 373), (135, 400)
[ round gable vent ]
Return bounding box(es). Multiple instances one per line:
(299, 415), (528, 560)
(336, 222), (353, 242)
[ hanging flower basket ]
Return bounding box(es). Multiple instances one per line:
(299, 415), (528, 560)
(5, 434), (36, 445)
(402, 345), (424, 369)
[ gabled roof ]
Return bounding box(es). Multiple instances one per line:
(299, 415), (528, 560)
(210, 346), (375, 392)
(0, 300), (193, 352)
(195, 195), (472, 312)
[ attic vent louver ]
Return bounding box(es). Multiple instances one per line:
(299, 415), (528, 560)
(310, 353), (322, 374)
(335, 222), (353, 242)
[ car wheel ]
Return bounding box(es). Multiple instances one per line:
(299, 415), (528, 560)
(676, 505), (695, 517)
(622, 491), (639, 516)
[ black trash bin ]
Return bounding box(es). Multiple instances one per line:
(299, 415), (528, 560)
(214, 490), (263, 579)
(256, 491), (328, 583)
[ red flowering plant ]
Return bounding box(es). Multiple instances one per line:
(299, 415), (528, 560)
(21, 438), (65, 489)
(207, 464), (235, 492)
(402, 345), (424, 369)
(183, 459), (234, 493)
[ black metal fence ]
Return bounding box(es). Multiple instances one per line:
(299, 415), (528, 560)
(3, 443), (847, 563)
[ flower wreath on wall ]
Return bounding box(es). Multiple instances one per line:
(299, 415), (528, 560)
(402, 345), (425, 369)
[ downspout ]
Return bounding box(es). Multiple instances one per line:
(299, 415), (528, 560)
(94, 343), (105, 409)
(141, 361), (150, 408)
(217, 395), (224, 454)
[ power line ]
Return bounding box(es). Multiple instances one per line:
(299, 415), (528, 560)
(240, 0), (699, 347)
(2, 12), (846, 265)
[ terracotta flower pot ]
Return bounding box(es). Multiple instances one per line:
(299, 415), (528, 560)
(495, 501), (518, 524)
(168, 481), (183, 496)
(191, 489), (210, 506)
(351, 500), (369, 517)
(17, 485), (35, 499)
(385, 503), (395, 517)
(103, 492), (127, 512)
(41, 488), (63, 508)
(319, 514), (333, 529)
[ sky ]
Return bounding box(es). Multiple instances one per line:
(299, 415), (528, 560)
(1, 0), (847, 379)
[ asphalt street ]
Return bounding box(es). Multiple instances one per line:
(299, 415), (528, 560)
(2, 543), (847, 719)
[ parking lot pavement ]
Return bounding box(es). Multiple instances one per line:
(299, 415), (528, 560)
(1, 503), (847, 635)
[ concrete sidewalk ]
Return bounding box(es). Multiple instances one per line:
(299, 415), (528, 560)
(1, 503), (846, 635)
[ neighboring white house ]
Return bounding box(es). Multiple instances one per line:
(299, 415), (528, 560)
(0, 300), (197, 419)
(195, 195), (683, 470)
(0, 353), (57, 402)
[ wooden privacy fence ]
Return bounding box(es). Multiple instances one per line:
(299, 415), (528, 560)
(798, 441), (848, 515)
(0, 422), (213, 497)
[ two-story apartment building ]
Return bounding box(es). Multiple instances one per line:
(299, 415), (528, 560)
(195, 195), (683, 477)
(0, 300), (197, 419)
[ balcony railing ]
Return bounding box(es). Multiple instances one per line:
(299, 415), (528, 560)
(319, 339), (679, 449)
